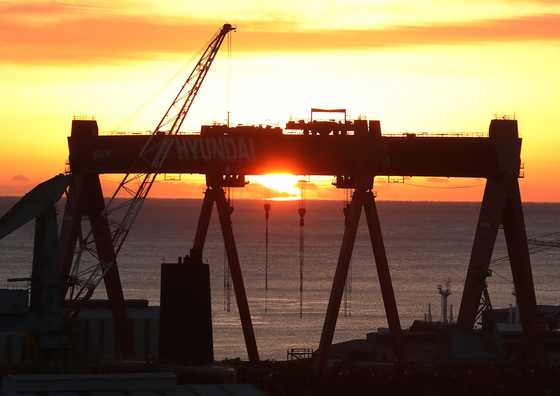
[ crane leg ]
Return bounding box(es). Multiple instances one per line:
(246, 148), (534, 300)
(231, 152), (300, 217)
(80, 174), (135, 357)
(316, 190), (406, 369)
(58, 175), (84, 299)
(502, 179), (545, 362)
(457, 178), (506, 330)
(315, 189), (362, 369)
(457, 177), (545, 363)
(193, 188), (216, 251)
(214, 188), (260, 366)
(363, 191), (407, 364)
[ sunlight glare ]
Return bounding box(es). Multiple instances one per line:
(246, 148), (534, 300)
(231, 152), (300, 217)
(256, 174), (300, 196)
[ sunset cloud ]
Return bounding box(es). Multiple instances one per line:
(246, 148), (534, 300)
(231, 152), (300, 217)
(1, 1), (559, 64)
(11, 175), (31, 183)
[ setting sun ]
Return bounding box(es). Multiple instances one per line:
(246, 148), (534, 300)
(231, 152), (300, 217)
(254, 174), (300, 197)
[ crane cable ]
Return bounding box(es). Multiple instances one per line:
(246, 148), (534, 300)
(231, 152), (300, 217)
(487, 230), (560, 290)
(227, 27), (233, 126)
(343, 189), (353, 317)
(298, 178), (307, 319)
(223, 187), (234, 312)
(110, 38), (212, 134)
(223, 32), (234, 312)
(400, 182), (486, 189)
(224, 246), (231, 312)
(264, 187), (271, 313)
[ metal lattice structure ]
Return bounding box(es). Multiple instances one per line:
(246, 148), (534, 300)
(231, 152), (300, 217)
(60, 24), (236, 356)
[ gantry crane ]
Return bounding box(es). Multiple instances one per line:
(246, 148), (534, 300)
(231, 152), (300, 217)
(1, 22), (545, 369)
(67, 115), (545, 367)
(59, 24), (236, 356)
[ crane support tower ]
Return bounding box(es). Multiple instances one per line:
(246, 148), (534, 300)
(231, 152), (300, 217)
(65, 114), (545, 367)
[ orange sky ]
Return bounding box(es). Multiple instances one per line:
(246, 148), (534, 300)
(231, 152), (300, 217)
(1, 0), (559, 202)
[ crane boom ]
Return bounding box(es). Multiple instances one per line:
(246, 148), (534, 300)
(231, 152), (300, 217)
(0, 174), (70, 239)
(139, 23), (236, 167)
(103, 23), (236, 254)
(64, 24), (236, 333)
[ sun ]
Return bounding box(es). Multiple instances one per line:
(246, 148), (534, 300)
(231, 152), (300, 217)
(255, 174), (300, 196)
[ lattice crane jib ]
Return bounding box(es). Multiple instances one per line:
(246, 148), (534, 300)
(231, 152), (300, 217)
(140, 23), (236, 166)
(64, 24), (236, 328)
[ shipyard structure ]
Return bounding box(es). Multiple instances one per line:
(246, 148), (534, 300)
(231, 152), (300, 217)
(0, 113), (547, 362)
(1, 23), (559, 395)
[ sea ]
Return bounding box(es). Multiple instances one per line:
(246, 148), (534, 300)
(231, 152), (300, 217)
(1, 196), (560, 362)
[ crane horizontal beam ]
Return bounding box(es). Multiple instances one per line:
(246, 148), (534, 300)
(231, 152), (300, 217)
(68, 118), (521, 181)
